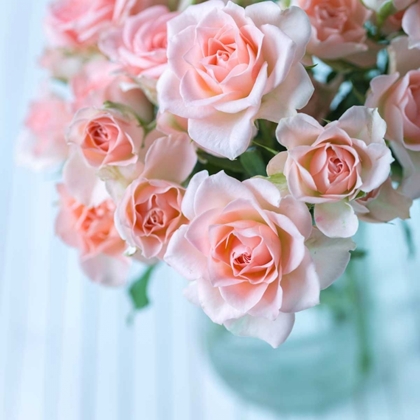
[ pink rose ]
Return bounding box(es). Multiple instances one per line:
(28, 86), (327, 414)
(402, 1), (420, 49)
(17, 91), (72, 171)
(165, 171), (355, 347)
(115, 134), (197, 259)
(116, 179), (187, 259)
(70, 58), (154, 119)
(352, 177), (412, 223)
(45, 0), (144, 48)
(63, 127), (196, 210)
(267, 106), (393, 238)
(293, 0), (371, 60)
(367, 69), (420, 152)
(100, 6), (178, 80)
(67, 108), (146, 168)
(56, 183), (130, 285)
(158, 1), (313, 159)
(366, 62), (420, 198)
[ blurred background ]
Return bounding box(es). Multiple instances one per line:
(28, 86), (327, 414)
(1, 1), (420, 419)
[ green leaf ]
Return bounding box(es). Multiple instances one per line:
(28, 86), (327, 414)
(240, 149), (267, 177)
(128, 265), (156, 312)
(197, 151), (244, 172)
(377, 0), (397, 26)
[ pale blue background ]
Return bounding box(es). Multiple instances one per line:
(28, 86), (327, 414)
(1, 2), (420, 419)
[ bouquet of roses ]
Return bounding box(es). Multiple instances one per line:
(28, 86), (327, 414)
(18, 0), (418, 347)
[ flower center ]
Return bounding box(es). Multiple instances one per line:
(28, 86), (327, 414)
(143, 208), (165, 233)
(77, 200), (115, 240)
(88, 122), (112, 151)
(328, 156), (344, 175)
(232, 249), (252, 266)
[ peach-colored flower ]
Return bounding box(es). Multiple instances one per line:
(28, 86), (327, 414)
(55, 183), (130, 285)
(367, 67), (420, 152)
(116, 179), (187, 259)
(44, 0), (145, 48)
(158, 1), (313, 159)
(114, 134), (197, 258)
(366, 58), (420, 198)
(268, 106), (393, 237)
(165, 171), (355, 347)
(100, 6), (178, 80)
(17, 91), (72, 171)
(294, 0), (371, 60)
(402, 1), (420, 49)
(67, 108), (145, 168)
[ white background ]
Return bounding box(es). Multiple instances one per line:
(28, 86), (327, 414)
(1, 1), (420, 419)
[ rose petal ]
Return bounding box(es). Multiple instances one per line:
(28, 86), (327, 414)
(219, 282), (269, 313)
(142, 134), (197, 183)
(81, 254), (130, 287)
(278, 196), (313, 239)
(247, 281), (282, 320)
(192, 171), (255, 216)
(402, 2), (420, 49)
(188, 108), (258, 160)
(258, 64), (313, 122)
(242, 177), (282, 209)
(388, 36), (420, 76)
(305, 227), (356, 289)
(280, 250), (320, 313)
(183, 280), (200, 306)
(266, 152), (288, 176)
(338, 106), (387, 145)
(197, 277), (244, 324)
(275, 113), (323, 148)
(314, 201), (359, 238)
(164, 225), (207, 281)
(181, 170), (209, 220)
(224, 311), (295, 348)
(63, 149), (108, 207)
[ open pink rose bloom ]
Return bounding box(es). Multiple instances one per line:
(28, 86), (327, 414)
(18, 0), (416, 348)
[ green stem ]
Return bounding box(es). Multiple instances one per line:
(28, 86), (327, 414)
(346, 259), (372, 375)
(252, 141), (277, 155)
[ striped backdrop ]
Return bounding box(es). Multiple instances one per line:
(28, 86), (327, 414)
(1, 2), (420, 419)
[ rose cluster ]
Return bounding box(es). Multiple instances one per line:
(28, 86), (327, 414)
(18, 0), (418, 347)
